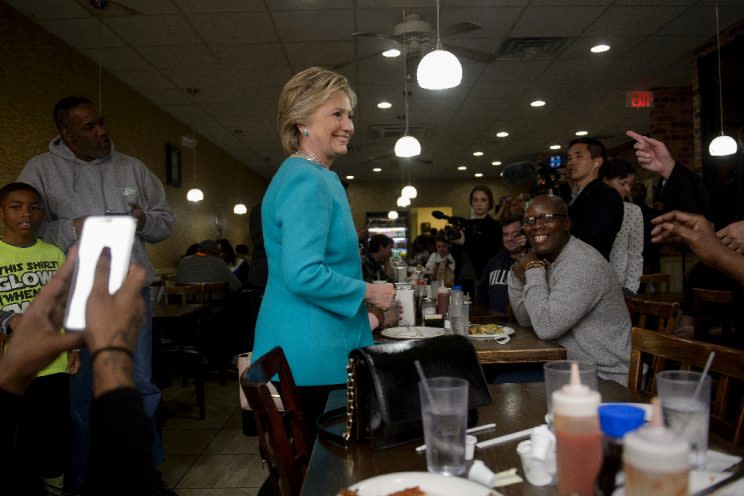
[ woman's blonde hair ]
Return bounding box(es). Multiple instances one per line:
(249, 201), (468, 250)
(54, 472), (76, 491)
(276, 67), (357, 154)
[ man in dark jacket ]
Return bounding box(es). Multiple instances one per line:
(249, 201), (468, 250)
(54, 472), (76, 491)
(566, 137), (624, 259)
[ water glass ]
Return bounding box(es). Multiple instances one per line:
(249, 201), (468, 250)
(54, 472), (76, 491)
(543, 361), (598, 419)
(449, 302), (469, 336)
(418, 377), (468, 476)
(656, 370), (711, 469)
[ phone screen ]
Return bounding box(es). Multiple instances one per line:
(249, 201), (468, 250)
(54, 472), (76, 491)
(64, 216), (136, 331)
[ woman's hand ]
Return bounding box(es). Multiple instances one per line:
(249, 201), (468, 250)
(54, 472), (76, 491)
(67, 350), (81, 375)
(717, 220), (744, 254)
(364, 282), (395, 311)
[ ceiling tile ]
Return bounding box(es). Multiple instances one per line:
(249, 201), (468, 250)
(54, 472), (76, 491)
(79, 45), (152, 74)
(116, 0), (178, 15)
(273, 10), (354, 42)
(659, 5), (744, 36)
(106, 15), (201, 46)
(188, 12), (277, 44)
(285, 41), (354, 68)
(510, 6), (606, 37)
(269, 0), (351, 10)
(213, 43), (290, 70)
(5, 0), (89, 19)
(585, 6), (687, 37)
(141, 44), (220, 70)
(171, 0), (265, 13)
(38, 18), (125, 48)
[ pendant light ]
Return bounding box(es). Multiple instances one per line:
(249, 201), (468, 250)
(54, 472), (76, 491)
(401, 185), (418, 199)
(394, 9), (421, 158)
(185, 88), (205, 202)
(388, 210), (399, 220)
(417, 0), (462, 90)
(396, 195), (411, 208)
(708, 0), (737, 157)
(186, 138), (204, 203)
(233, 203), (247, 215)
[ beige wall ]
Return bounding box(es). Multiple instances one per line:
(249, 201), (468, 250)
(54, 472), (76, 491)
(346, 179), (529, 238)
(0, 3), (268, 272)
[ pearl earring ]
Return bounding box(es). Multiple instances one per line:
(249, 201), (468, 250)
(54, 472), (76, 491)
(303, 128), (309, 137)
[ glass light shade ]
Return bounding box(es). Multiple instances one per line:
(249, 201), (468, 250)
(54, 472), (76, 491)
(233, 203), (247, 215)
(394, 135), (421, 158)
(709, 135), (738, 156)
(401, 185), (418, 199)
(388, 210), (399, 220)
(417, 49), (462, 90)
(186, 188), (204, 202)
(396, 196), (411, 208)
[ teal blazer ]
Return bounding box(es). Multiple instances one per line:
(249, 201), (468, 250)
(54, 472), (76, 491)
(252, 157), (370, 386)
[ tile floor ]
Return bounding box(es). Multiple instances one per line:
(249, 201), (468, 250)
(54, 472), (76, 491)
(159, 377), (265, 495)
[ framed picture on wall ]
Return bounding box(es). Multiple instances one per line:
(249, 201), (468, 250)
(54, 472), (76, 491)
(166, 144), (181, 187)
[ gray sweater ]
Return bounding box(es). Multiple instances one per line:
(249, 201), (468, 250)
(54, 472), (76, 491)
(18, 138), (174, 284)
(508, 236), (631, 384)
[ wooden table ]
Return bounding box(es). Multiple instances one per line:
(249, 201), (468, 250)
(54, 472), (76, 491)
(300, 381), (645, 496)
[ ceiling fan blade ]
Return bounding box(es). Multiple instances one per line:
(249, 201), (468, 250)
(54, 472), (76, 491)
(447, 44), (498, 64)
(441, 21), (481, 38)
(332, 50), (385, 70)
(352, 32), (401, 42)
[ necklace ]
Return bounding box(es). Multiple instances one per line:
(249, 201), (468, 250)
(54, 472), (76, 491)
(292, 151), (318, 163)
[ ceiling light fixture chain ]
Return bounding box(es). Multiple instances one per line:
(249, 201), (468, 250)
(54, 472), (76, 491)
(708, 0), (737, 156)
(714, 0), (724, 137)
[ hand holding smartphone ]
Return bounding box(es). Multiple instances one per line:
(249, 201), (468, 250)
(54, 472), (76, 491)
(64, 216), (136, 331)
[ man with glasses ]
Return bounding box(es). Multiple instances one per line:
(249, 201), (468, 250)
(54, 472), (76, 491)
(508, 195), (631, 384)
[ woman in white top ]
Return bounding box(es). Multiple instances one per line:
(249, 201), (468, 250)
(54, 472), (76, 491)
(425, 236), (456, 287)
(600, 159), (644, 293)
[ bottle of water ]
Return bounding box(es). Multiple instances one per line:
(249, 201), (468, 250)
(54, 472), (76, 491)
(449, 285), (466, 335)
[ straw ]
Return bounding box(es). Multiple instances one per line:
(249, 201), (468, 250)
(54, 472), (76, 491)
(414, 360), (439, 414)
(693, 351), (715, 400)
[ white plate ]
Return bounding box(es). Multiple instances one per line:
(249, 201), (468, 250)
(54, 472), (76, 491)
(467, 325), (515, 340)
(347, 472), (496, 496)
(381, 326), (446, 339)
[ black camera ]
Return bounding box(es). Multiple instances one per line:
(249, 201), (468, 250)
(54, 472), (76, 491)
(432, 211), (480, 242)
(443, 225), (463, 242)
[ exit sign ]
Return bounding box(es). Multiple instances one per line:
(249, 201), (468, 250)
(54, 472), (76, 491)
(627, 91), (654, 108)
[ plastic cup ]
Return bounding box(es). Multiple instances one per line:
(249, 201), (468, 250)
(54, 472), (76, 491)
(465, 435), (476, 461)
(543, 361), (598, 419)
(517, 440), (553, 486)
(418, 377), (468, 476)
(450, 302), (469, 336)
(656, 370), (711, 469)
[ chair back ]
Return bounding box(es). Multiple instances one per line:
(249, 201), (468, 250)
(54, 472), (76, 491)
(628, 327), (744, 446)
(240, 347), (310, 496)
(176, 281), (229, 303)
(692, 288), (735, 344)
(639, 273), (671, 294)
(625, 295), (680, 335)
(164, 283), (205, 304)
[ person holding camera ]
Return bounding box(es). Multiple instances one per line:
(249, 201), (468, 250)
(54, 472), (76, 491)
(449, 185), (503, 298)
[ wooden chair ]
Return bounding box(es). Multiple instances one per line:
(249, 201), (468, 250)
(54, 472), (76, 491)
(240, 347), (311, 496)
(628, 327), (744, 446)
(692, 288), (736, 345)
(164, 283), (206, 304)
(625, 296), (680, 335)
(639, 273), (671, 295)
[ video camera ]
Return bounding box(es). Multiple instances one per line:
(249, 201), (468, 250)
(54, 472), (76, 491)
(431, 211), (481, 242)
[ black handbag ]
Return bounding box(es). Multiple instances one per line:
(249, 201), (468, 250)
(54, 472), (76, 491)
(318, 334), (492, 450)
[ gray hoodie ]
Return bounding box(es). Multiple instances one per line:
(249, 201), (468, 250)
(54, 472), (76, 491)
(18, 137), (174, 283)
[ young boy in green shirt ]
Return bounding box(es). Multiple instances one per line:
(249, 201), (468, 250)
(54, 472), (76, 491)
(0, 182), (80, 495)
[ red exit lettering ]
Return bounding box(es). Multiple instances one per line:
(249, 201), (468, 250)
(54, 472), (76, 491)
(629, 91), (654, 108)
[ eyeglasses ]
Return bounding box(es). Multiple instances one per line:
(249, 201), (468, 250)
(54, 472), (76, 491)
(520, 213), (567, 227)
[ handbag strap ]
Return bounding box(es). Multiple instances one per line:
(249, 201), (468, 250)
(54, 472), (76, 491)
(315, 356), (357, 447)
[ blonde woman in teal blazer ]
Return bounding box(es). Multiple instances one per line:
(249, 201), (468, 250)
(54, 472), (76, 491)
(252, 67), (395, 427)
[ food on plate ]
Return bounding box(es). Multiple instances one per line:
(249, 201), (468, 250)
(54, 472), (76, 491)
(337, 486), (425, 496)
(468, 323), (504, 335)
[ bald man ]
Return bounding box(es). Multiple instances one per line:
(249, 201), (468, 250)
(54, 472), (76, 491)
(508, 195), (631, 384)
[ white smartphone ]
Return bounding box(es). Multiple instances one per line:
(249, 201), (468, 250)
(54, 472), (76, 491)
(64, 215), (137, 331)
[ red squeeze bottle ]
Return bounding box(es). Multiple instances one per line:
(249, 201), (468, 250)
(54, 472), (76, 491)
(552, 362), (602, 496)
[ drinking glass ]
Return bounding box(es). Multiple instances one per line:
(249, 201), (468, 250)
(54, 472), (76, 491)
(656, 370), (711, 469)
(543, 361), (598, 419)
(418, 377), (468, 476)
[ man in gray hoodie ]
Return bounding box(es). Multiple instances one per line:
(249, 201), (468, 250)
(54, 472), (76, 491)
(18, 96), (174, 492)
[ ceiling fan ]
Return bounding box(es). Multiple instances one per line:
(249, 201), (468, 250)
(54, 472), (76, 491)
(333, 12), (497, 69)
(74, 0), (141, 17)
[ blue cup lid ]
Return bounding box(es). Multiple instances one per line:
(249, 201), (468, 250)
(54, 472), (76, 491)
(598, 404), (646, 438)
(452, 285), (463, 291)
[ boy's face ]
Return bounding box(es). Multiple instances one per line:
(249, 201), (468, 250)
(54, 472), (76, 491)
(436, 240), (449, 256)
(0, 189), (44, 243)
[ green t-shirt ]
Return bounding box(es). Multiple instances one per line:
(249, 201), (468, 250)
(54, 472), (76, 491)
(0, 238), (67, 376)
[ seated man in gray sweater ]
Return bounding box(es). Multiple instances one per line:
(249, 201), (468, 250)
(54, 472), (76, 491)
(508, 195), (631, 384)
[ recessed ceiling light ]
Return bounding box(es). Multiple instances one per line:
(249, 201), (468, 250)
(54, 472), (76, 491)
(530, 100), (546, 107)
(346, 175), (354, 180)
(496, 131), (509, 138)
(549, 145), (561, 150)
(473, 151), (484, 157)
(474, 173), (484, 178)
(575, 130), (589, 136)
(457, 166), (467, 171)
(590, 44), (610, 53)
(382, 48), (401, 58)
(491, 161), (502, 166)
(377, 101), (392, 109)
(372, 167), (382, 172)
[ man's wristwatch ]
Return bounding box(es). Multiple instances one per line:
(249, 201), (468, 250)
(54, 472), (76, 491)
(522, 260), (546, 272)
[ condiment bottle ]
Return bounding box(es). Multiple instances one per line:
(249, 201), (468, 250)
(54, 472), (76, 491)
(594, 404), (645, 496)
(623, 398), (689, 496)
(552, 361), (602, 496)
